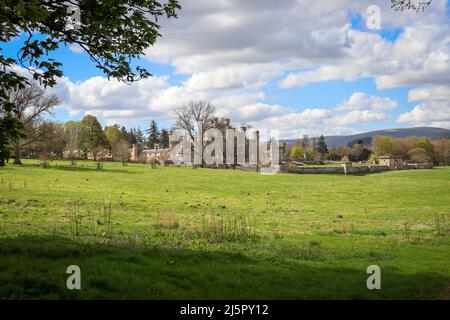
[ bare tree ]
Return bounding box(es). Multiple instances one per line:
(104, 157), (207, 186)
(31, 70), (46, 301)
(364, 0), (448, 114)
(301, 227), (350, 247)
(173, 101), (216, 141)
(33, 122), (66, 159)
(8, 83), (60, 164)
(391, 0), (433, 12)
(173, 101), (217, 165)
(64, 121), (82, 165)
(112, 139), (130, 166)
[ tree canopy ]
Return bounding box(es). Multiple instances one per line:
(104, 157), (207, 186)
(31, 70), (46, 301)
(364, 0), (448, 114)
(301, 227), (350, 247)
(78, 115), (106, 161)
(0, 0), (181, 165)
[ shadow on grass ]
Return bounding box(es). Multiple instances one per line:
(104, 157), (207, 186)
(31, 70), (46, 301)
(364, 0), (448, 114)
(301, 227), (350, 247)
(0, 235), (447, 300)
(12, 163), (139, 174)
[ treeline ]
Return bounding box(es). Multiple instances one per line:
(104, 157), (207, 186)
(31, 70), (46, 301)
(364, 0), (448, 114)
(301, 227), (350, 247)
(3, 81), (170, 165)
(289, 135), (450, 165)
(14, 114), (171, 164)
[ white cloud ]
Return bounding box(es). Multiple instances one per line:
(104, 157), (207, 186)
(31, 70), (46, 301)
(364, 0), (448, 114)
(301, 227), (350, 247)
(146, 0), (355, 73)
(408, 85), (450, 102)
(397, 102), (450, 124)
(376, 29), (450, 89)
(336, 92), (398, 111)
(251, 106), (388, 138)
(68, 44), (84, 54)
(333, 110), (387, 126)
(397, 85), (450, 126)
(184, 63), (283, 91)
(48, 68), (395, 138)
(18, 0), (449, 137)
(50, 75), (173, 121)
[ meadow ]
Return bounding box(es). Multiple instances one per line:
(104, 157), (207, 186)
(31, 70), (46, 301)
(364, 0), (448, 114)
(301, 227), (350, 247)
(0, 159), (449, 299)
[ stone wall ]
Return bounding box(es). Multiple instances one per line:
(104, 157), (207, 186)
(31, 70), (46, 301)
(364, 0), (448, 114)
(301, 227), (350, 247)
(280, 163), (429, 175)
(286, 167), (345, 174)
(368, 165), (389, 172)
(175, 162), (432, 174)
(405, 163), (433, 170)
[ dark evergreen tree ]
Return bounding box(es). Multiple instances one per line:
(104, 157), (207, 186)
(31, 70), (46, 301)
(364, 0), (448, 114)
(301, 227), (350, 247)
(317, 135), (329, 157)
(135, 127), (145, 146)
(121, 126), (128, 143)
(146, 120), (160, 149)
(160, 129), (170, 148)
(127, 128), (137, 146)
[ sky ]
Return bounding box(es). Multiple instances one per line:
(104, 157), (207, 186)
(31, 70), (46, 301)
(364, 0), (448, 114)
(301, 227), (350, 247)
(2, 0), (450, 138)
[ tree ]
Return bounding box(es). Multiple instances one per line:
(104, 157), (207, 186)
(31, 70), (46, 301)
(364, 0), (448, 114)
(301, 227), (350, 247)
(174, 101), (216, 164)
(146, 120), (160, 149)
(329, 146), (351, 161)
(160, 129), (170, 148)
(112, 139), (130, 166)
(432, 138), (450, 166)
(348, 137), (371, 148)
(371, 136), (395, 157)
(125, 127), (145, 147)
(417, 137), (433, 154)
(352, 143), (363, 162)
(120, 126), (128, 140)
(316, 135), (329, 159)
(0, 0), (180, 166)
(33, 121), (65, 159)
(64, 121), (82, 165)
(8, 83), (59, 164)
(393, 137), (418, 160)
(295, 146), (316, 161)
(104, 124), (126, 153)
(359, 148), (372, 162)
(135, 127), (145, 147)
(126, 128), (138, 146)
(104, 125), (130, 164)
(290, 146), (302, 160)
(78, 115), (106, 161)
(368, 153), (379, 164)
(408, 148), (432, 163)
(299, 135), (310, 148)
(174, 101), (216, 141)
(391, 0), (433, 12)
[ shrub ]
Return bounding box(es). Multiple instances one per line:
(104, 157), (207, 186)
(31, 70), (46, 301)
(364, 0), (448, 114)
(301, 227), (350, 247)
(39, 151), (52, 168)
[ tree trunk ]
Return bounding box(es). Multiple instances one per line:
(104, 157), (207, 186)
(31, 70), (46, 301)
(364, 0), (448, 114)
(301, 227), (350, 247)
(13, 141), (22, 165)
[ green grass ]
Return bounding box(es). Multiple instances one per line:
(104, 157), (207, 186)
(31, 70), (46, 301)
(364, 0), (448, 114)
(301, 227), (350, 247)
(0, 159), (449, 299)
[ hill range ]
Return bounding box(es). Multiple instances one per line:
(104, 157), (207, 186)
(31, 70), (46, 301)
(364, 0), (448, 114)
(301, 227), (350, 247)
(281, 127), (450, 147)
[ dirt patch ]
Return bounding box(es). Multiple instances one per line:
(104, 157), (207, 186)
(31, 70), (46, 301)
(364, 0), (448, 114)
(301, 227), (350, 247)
(425, 284), (450, 300)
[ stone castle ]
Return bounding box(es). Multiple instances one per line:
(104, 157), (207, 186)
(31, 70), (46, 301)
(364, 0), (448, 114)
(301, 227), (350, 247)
(129, 118), (287, 165)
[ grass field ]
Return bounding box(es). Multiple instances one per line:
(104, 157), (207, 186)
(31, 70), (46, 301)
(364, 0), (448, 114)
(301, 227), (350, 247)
(0, 159), (449, 299)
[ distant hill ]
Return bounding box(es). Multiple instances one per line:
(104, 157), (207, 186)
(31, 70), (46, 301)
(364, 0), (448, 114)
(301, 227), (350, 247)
(282, 127), (450, 147)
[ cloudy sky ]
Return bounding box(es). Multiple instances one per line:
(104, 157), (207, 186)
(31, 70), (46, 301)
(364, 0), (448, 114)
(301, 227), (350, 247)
(3, 0), (450, 138)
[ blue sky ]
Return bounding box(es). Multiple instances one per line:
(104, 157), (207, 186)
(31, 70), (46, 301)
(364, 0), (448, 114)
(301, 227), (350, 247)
(2, 0), (449, 138)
